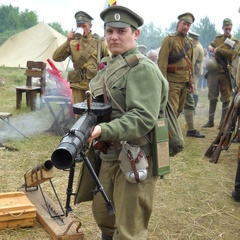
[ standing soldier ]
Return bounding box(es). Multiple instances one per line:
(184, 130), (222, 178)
(202, 18), (239, 128)
(85, 5), (168, 239)
(158, 12), (205, 138)
(52, 11), (109, 107)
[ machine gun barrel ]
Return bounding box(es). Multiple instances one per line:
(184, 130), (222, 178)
(51, 99), (113, 216)
(51, 111), (97, 170)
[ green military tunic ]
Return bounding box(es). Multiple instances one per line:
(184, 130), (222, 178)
(90, 47), (168, 160)
(88, 47), (168, 239)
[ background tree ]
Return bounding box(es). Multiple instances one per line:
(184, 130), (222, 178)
(191, 16), (217, 49)
(165, 21), (177, 35)
(233, 26), (240, 39)
(0, 4), (65, 45)
(0, 4), (38, 45)
(138, 22), (164, 51)
(49, 22), (67, 36)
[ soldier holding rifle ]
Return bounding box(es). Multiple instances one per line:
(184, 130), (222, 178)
(202, 18), (239, 129)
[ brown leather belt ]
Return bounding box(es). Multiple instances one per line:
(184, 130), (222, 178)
(177, 66), (189, 71)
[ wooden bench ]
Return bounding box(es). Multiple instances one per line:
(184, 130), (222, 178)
(16, 61), (46, 111)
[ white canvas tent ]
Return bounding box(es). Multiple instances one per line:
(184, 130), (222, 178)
(0, 22), (72, 71)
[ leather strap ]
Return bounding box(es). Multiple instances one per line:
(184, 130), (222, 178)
(127, 150), (140, 183)
(176, 36), (193, 85)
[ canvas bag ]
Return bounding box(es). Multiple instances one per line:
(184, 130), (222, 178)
(74, 145), (101, 204)
(165, 101), (185, 156)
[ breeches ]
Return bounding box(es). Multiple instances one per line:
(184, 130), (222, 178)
(207, 72), (231, 102)
(168, 81), (188, 116)
(92, 160), (157, 240)
(184, 90), (195, 111)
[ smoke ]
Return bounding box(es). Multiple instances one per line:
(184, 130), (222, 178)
(0, 109), (54, 142)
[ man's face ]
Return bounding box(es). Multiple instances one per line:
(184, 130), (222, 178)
(177, 20), (191, 35)
(105, 26), (140, 55)
(77, 22), (92, 35)
(223, 25), (232, 37)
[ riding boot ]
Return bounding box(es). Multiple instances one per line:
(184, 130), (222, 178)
(202, 101), (217, 128)
(219, 101), (230, 128)
(232, 158), (240, 202)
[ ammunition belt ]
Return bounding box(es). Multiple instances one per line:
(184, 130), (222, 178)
(177, 66), (189, 71)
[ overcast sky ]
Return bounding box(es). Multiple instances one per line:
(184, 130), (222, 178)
(1, 0), (240, 35)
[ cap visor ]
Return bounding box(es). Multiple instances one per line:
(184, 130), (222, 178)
(106, 22), (130, 28)
(183, 19), (192, 24)
(76, 20), (88, 24)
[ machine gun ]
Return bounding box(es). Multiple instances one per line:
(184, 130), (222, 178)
(205, 91), (240, 163)
(51, 91), (114, 216)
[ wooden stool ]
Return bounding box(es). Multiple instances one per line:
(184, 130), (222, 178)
(0, 112), (12, 123)
(16, 86), (41, 111)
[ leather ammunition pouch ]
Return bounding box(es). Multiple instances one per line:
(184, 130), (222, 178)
(167, 64), (189, 73)
(167, 64), (177, 73)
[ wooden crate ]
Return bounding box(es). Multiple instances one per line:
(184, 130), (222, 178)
(0, 191), (36, 229)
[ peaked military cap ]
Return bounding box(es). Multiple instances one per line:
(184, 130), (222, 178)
(222, 18), (232, 27)
(178, 12), (195, 24)
(188, 31), (200, 40)
(100, 5), (144, 29)
(137, 45), (147, 54)
(75, 11), (93, 24)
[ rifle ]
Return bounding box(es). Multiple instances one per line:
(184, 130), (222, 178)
(51, 92), (115, 216)
(204, 91), (240, 163)
(215, 52), (235, 93)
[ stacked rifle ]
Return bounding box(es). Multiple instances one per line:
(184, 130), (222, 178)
(205, 91), (240, 163)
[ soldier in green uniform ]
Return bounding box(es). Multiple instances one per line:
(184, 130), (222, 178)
(158, 13), (205, 138)
(52, 11), (109, 107)
(87, 5), (168, 240)
(202, 18), (239, 128)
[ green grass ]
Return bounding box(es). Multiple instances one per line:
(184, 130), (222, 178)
(0, 67), (240, 239)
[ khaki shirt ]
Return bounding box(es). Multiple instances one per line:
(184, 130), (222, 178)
(210, 34), (239, 74)
(157, 31), (194, 83)
(52, 32), (109, 89)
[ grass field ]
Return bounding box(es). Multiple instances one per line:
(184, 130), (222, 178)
(0, 67), (240, 240)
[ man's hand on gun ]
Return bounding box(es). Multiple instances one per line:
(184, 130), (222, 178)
(89, 125), (102, 141)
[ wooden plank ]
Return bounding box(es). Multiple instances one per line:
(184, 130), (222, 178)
(20, 188), (84, 240)
(26, 69), (44, 77)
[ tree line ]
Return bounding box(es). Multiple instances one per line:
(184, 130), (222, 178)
(0, 4), (240, 53)
(138, 17), (240, 52)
